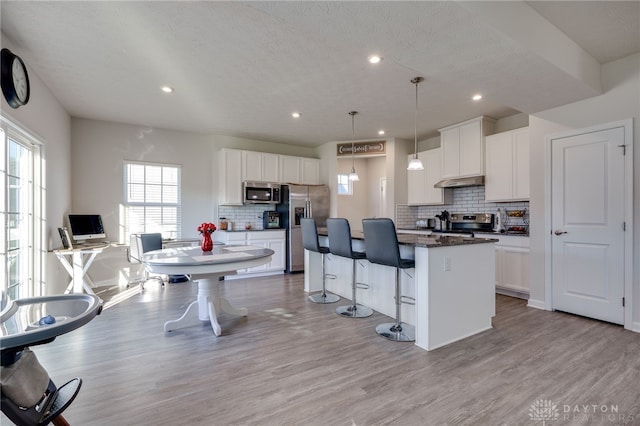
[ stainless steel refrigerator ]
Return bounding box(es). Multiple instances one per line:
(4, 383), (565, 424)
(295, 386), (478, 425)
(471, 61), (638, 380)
(276, 184), (330, 273)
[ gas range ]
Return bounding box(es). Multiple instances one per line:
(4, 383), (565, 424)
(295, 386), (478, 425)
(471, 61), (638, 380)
(439, 213), (494, 236)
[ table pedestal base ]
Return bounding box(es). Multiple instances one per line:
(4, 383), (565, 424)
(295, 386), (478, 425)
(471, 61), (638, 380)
(164, 274), (246, 336)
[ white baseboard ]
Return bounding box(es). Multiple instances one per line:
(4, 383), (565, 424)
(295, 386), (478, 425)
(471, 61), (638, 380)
(496, 287), (529, 300)
(527, 298), (547, 310)
(223, 270), (284, 281)
(629, 321), (640, 333)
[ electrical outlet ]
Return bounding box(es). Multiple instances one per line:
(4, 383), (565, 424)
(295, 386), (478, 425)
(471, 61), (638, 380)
(443, 257), (451, 271)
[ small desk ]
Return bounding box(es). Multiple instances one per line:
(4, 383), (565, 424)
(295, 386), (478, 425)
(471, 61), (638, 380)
(53, 243), (111, 294)
(142, 245), (273, 336)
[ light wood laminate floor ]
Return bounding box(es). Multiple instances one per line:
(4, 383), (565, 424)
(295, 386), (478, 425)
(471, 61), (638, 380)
(8, 274), (640, 425)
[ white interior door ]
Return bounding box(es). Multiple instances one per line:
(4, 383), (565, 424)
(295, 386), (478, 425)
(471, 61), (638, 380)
(551, 126), (625, 324)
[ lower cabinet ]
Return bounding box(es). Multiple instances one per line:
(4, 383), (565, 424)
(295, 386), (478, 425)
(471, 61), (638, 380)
(494, 235), (530, 298)
(214, 230), (286, 278)
(246, 231), (286, 273)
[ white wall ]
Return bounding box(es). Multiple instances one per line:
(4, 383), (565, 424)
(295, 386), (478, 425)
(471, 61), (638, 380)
(336, 157), (369, 230)
(1, 35), (72, 295)
(66, 118), (320, 291)
(70, 118), (214, 242)
(528, 53), (640, 328)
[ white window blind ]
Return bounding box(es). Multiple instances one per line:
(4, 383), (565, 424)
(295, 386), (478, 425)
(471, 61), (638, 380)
(124, 161), (181, 240)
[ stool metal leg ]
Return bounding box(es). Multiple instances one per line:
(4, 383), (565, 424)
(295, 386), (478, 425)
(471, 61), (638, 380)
(376, 268), (415, 342)
(336, 259), (373, 318)
(309, 253), (340, 304)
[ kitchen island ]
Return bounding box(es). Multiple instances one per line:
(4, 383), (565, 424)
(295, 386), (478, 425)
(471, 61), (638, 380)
(306, 231), (497, 351)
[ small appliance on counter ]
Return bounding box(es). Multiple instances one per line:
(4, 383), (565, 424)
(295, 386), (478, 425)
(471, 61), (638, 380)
(494, 208), (506, 233)
(416, 218), (435, 229)
(262, 211), (281, 229)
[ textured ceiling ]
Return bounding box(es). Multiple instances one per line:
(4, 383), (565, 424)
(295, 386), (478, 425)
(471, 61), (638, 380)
(1, 1), (638, 147)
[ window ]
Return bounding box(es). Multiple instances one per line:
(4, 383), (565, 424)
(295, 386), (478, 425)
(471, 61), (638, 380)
(1, 117), (45, 299)
(337, 174), (353, 195)
(123, 161), (181, 240)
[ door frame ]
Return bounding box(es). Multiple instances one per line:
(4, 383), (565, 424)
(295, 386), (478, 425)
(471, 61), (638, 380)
(544, 118), (633, 329)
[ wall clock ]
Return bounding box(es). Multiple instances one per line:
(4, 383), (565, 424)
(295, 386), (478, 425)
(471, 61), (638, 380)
(1, 48), (30, 108)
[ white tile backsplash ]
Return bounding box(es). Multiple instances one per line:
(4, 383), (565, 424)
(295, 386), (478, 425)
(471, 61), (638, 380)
(218, 205), (275, 230)
(396, 186), (529, 229)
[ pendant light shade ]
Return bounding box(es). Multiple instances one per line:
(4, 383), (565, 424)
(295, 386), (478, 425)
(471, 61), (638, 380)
(348, 111), (360, 181)
(407, 77), (425, 171)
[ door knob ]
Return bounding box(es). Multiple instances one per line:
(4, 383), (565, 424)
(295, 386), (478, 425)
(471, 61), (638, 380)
(554, 229), (568, 235)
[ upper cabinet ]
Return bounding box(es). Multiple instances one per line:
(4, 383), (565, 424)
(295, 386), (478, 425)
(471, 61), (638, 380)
(219, 148), (243, 205)
(300, 157), (320, 184)
(439, 116), (496, 178)
(485, 127), (530, 202)
(219, 149), (320, 205)
(242, 151), (280, 182)
(279, 155), (320, 185)
(407, 148), (452, 205)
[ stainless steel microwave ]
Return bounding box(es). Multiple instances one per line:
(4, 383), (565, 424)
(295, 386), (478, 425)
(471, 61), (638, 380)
(243, 182), (281, 204)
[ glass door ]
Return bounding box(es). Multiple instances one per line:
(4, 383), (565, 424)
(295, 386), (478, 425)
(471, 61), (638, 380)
(1, 119), (44, 300)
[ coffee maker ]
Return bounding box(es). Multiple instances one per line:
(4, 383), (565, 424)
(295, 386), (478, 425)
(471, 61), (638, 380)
(262, 211), (281, 229)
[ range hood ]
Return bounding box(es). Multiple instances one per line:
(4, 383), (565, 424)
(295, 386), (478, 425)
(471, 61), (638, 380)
(434, 175), (484, 188)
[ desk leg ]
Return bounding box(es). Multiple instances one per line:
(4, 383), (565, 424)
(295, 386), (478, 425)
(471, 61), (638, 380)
(164, 275), (247, 336)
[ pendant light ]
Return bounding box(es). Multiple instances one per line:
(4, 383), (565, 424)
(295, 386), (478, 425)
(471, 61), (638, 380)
(348, 111), (360, 181)
(407, 77), (425, 171)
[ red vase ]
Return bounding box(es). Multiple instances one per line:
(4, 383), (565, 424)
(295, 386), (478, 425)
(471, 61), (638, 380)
(201, 232), (213, 252)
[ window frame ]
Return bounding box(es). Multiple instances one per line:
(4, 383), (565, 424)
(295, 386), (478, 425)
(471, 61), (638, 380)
(337, 173), (353, 195)
(122, 160), (182, 242)
(1, 115), (45, 299)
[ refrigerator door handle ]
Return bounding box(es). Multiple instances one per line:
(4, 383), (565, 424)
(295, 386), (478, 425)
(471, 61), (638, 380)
(306, 200), (312, 218)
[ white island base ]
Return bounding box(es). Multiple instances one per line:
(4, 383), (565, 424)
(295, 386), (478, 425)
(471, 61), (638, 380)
(305, 238), (496, 351)
(413, 243), (495, 351)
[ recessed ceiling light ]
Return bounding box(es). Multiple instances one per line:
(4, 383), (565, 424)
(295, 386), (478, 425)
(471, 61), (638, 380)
(161, 86), (174, 93)
(472, 94), (482, 101)
(378, 130), (385, 135)
(368, 55), (383, 64)
(291, 112), (301, 118)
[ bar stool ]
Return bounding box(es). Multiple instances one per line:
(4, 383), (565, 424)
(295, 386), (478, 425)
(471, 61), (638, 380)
(301, 218), (340, 304)
(362, 218), (415, 342)
(327, 218), (373, 318)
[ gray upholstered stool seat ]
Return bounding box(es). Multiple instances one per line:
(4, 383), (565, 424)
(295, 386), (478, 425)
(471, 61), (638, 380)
(327, 218), (373, 318)
(301, 218), (340, 304)
(362, 218), (415, 342)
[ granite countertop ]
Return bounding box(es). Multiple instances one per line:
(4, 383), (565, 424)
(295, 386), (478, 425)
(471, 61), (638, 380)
(317, 227), (497, 248)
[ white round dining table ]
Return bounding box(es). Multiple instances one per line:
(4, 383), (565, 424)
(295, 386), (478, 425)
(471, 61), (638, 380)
(142, 244), (273, 336)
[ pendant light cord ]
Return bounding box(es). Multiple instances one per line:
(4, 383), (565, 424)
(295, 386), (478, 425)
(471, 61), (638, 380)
(411, 77), (423, 160)
(352, 112), (355, 169)
(414, 80), (418, 159)
(349, 111), (357, 170)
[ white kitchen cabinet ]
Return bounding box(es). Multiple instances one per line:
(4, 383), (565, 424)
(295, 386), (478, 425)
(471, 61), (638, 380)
(218, 148), (243, 205)
(246, 230), (286, 273)
(300, 157), (320, 184)
(485, 127), (530, 201)
(221, 150), (319, 198)
(279, 155), (301, 183)
(279, 155), (320, 184)
(407, 148), (452, 205)
(242, 151), (280, 182)
(494, 234), (530, 297)
(213, 230), (285, 277)
(439, 116), (495, 178)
